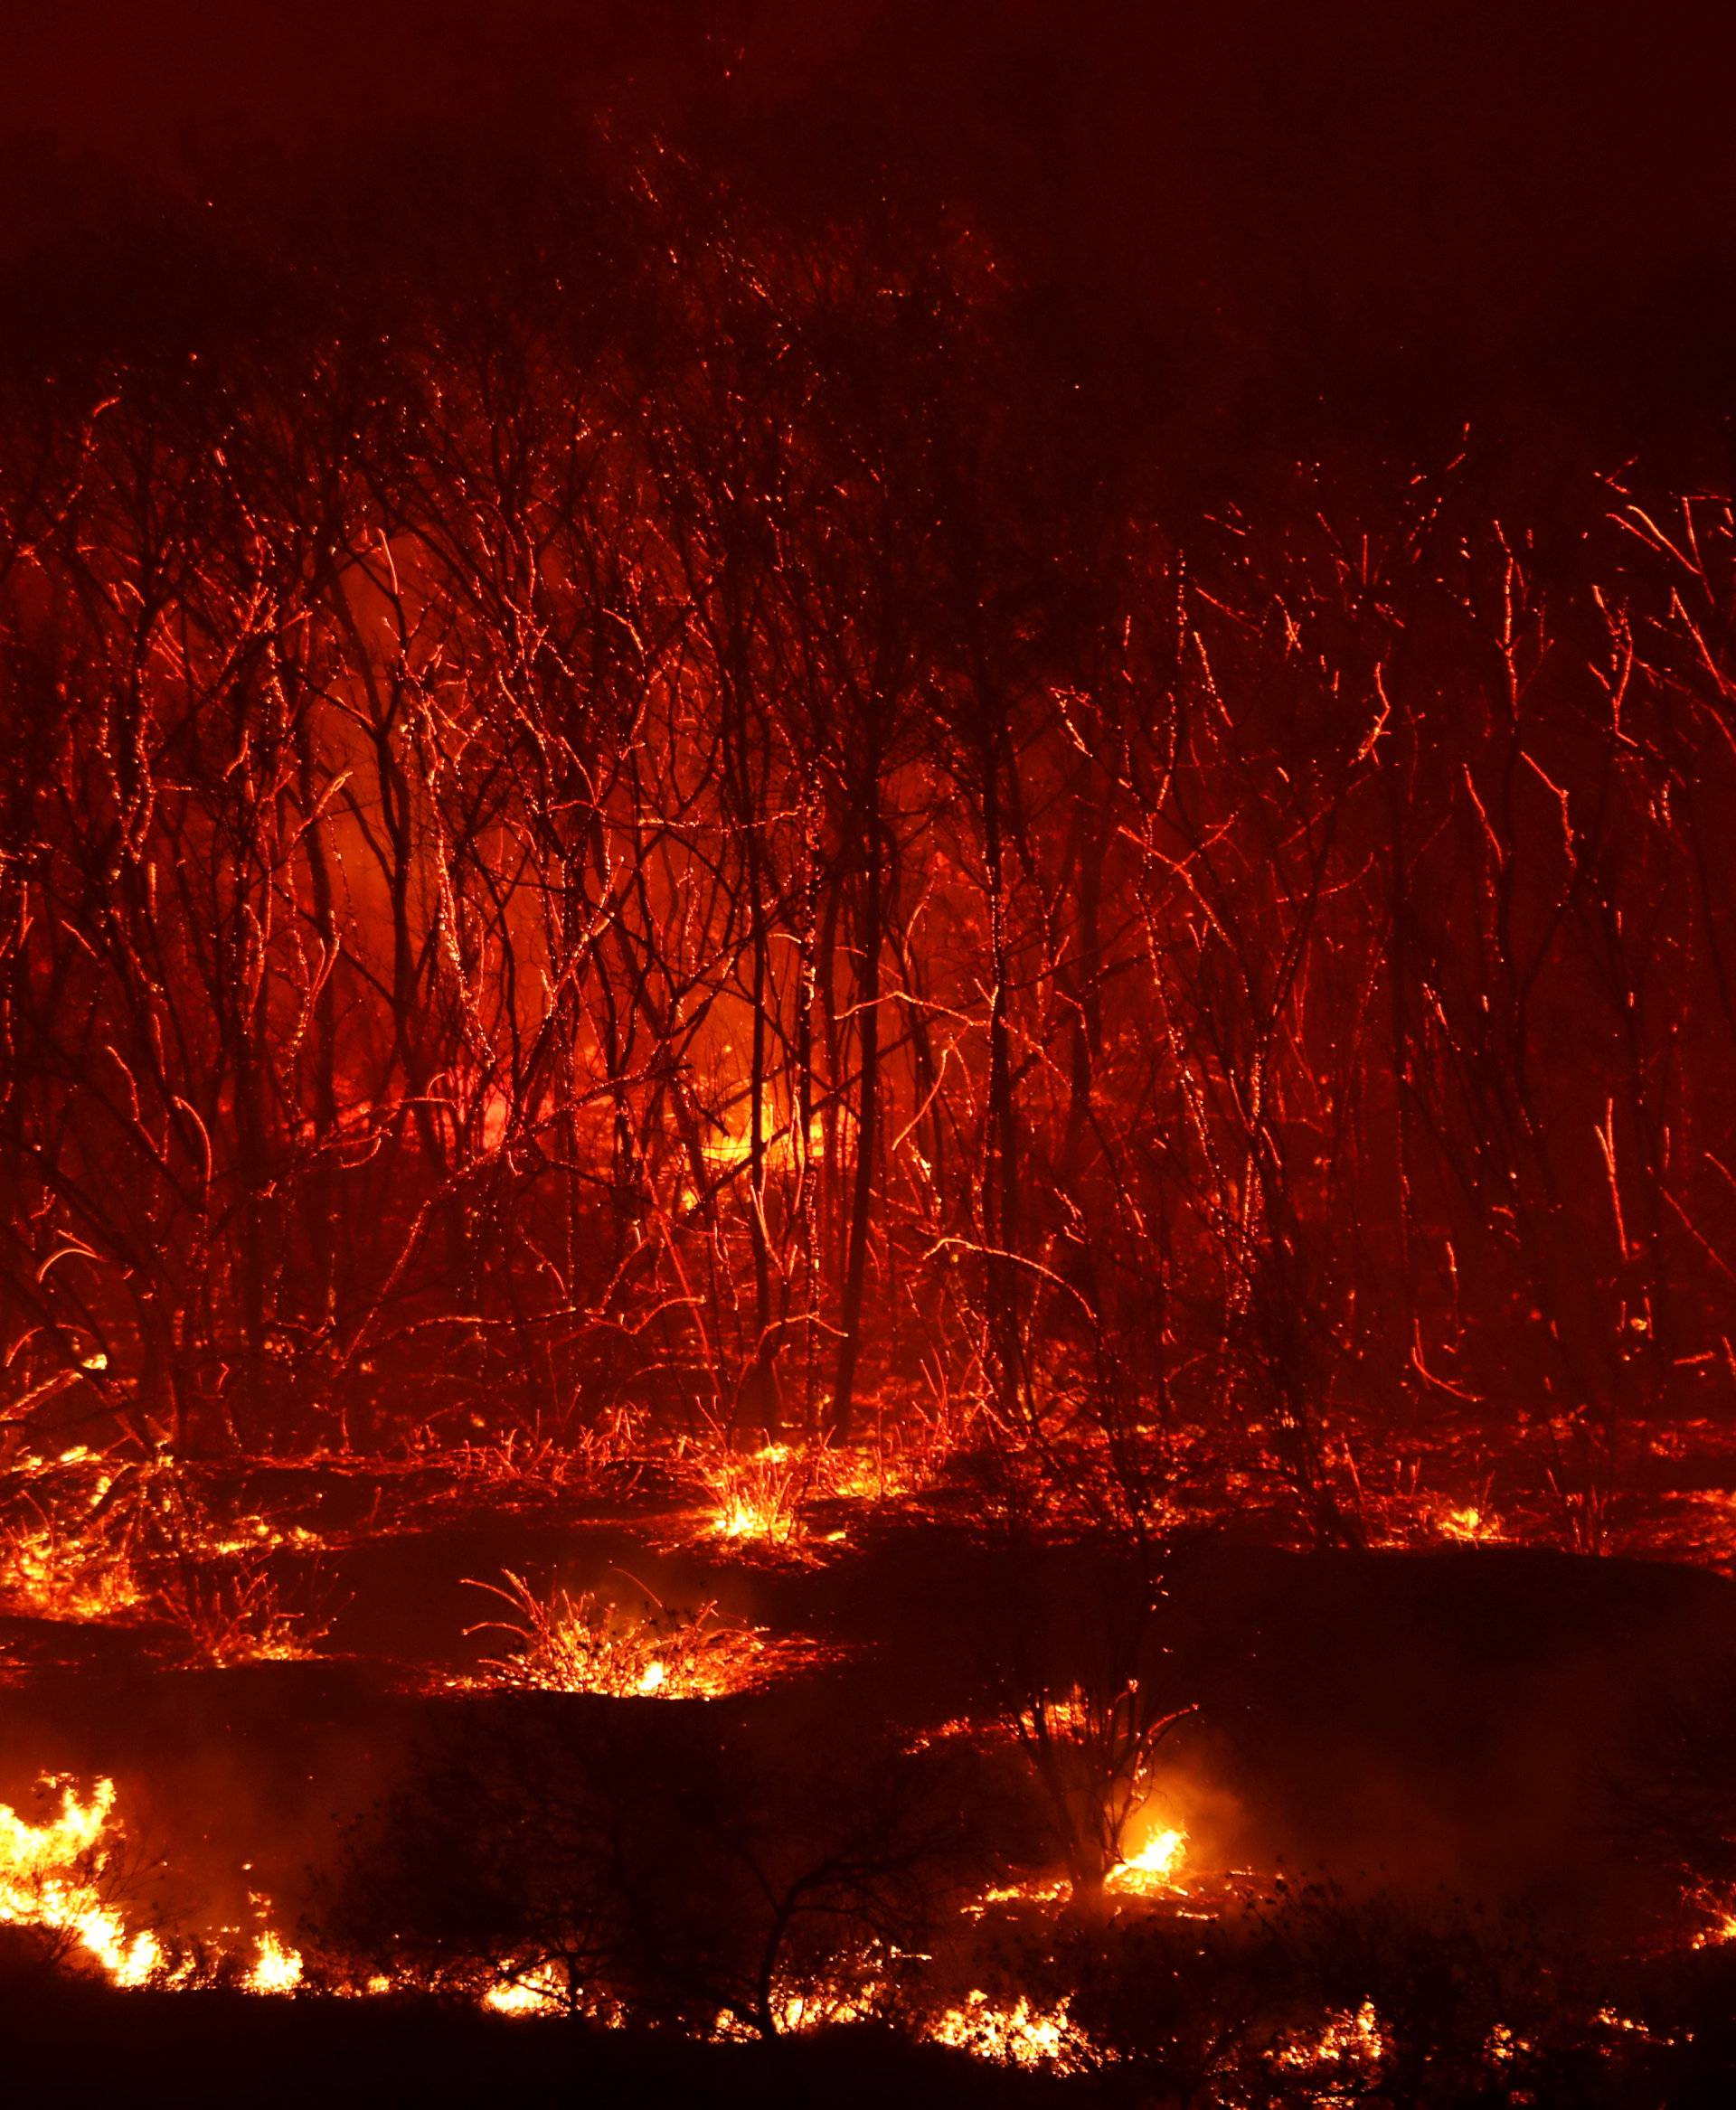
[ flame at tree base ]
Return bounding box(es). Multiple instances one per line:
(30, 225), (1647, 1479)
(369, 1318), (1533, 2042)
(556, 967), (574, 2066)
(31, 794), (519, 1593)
(1106, 1824), (1187, 1896)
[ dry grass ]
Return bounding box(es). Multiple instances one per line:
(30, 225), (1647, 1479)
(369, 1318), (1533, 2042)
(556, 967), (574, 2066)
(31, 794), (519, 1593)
(430, 1408), (649, 1498)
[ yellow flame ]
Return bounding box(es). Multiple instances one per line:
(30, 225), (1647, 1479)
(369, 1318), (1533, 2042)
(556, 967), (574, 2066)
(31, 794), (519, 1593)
(1274, 1996), (1387, 2081)
(696, 1443), (809, 1550)
(1439, 1502), (1499, 1545)
(1106, 1824), (1186, 1894)
(483, 1961), (586, 2016)
(0, 1777), (161, 1986)
(248, 1926), (304, 1994)
(485, 1980), (552, 2016)
(932, 1991), (1092, 2073)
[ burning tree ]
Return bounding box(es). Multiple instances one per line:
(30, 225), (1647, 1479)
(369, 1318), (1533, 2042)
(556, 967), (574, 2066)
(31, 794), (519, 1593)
(2, 146), (1735, 1557)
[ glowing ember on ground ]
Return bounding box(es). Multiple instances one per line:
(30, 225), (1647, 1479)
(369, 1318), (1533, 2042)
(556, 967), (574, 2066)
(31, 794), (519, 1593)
(1272, 1997), (1388, 2096)
(966, 1875), (1075, 1915)
(211, 1521), (324, 1558)
(1439, 1502), (1500, 1545)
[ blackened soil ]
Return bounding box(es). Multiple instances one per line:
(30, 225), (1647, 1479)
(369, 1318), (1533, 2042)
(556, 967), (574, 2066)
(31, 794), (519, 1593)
(0, 1979), (1060, 2110)
(3, 1504), (1732, 1941)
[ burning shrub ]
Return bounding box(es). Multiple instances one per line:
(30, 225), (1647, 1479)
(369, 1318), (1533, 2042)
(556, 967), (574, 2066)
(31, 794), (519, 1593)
(0, 1776), (163, 1988)
(988, 1551), (1198, 1900)
(1010, 1675), (1194, 1898)
(929, 1989), (1095, 2075)
(322, 1694), (979, 2038)
(147, 1546), (320, 1666)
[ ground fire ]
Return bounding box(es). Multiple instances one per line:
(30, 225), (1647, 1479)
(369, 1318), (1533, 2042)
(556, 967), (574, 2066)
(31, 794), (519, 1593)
(5, 3), (1736, 2103)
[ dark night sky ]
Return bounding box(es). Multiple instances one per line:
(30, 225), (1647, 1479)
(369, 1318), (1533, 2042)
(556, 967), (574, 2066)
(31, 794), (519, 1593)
(4, 2), (1733, 420)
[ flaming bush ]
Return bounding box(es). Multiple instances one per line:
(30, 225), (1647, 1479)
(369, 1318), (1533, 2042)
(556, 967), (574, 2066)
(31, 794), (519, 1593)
(0, 1776), (161, 1986)
(931, 1991), (1095, 2074)
(1013, 1672), (1196, 1895)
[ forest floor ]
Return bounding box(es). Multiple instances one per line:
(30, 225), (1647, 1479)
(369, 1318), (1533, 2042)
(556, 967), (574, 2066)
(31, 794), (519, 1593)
(5, 1429), (1736, 2096)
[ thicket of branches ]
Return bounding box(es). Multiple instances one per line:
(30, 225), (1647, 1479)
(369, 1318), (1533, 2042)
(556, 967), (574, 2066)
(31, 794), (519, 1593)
(4, 165), (1735, 1531)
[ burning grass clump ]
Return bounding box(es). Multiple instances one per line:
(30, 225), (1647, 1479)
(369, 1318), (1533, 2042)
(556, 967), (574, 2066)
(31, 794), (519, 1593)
(147, 1548), (321, 1666)
(392, 1408), (653, 1521)
(0, 1455), (326, 1663)
(1433, 1498), (1503, 1547)
(461, 1572), (777, 1700)
(678, 1429), (938, 1558)
(691, 1443), (814, 1553)
(0, 1507), (147, 1625)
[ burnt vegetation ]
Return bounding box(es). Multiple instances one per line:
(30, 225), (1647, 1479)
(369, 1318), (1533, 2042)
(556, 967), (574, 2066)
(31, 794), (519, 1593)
(5, 157), (1736, 1539)
(6, 101), (1736, 2108)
